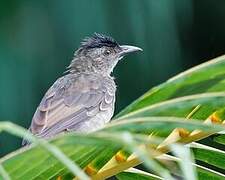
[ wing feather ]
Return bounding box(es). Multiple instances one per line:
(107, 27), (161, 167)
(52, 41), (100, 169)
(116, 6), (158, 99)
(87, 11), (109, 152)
(29, 74), (115, 139)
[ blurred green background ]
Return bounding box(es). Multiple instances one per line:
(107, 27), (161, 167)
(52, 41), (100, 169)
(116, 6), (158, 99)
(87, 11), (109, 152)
(0, 0), (225, 157)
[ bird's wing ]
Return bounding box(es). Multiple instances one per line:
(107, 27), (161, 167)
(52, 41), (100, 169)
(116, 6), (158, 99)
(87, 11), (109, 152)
(29, 74), (115, 139)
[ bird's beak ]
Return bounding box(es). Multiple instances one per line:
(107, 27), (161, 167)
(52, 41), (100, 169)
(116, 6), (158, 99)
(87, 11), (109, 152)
(119, 45), (143, 57)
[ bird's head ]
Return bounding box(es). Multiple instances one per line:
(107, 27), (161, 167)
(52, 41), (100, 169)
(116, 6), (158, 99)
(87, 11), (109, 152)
(69, 33), (142, 75)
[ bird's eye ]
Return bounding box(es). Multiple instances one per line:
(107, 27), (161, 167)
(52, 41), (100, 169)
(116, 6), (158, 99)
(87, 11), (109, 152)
(104, 49), (111, 56)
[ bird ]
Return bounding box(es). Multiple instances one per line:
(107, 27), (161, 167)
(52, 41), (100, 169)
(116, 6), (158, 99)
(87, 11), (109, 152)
(22, 33), (142, 145)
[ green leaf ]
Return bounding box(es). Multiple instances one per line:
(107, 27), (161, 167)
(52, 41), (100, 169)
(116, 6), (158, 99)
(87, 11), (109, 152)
(197, 165), (225, 180)
(159, 154), (225, 180)
(2, 55), (225, 179)
(190, 142), (225, 171)
(116, 168), (162, 180)
(0, 122), (90, 180)
(117, 55), (225, 117)
(213, 134), (225, 145)
(0, 164), (10, 180)
(105, 117), (223, 137)
(116, 93), (225, 121)
(1, 118), (224, 179)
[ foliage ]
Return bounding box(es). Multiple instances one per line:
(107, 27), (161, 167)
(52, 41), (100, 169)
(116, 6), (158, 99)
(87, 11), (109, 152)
(1, 55), (225, 180)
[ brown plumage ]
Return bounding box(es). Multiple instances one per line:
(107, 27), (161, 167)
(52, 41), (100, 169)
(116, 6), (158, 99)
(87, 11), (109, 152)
(22, 33), (142, 145)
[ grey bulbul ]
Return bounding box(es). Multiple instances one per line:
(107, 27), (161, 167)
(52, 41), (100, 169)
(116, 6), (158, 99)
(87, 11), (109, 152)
(22, 33), (142, 145)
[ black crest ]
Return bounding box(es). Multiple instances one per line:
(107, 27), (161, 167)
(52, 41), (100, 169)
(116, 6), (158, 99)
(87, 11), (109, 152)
(81, 33), (119, 49)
